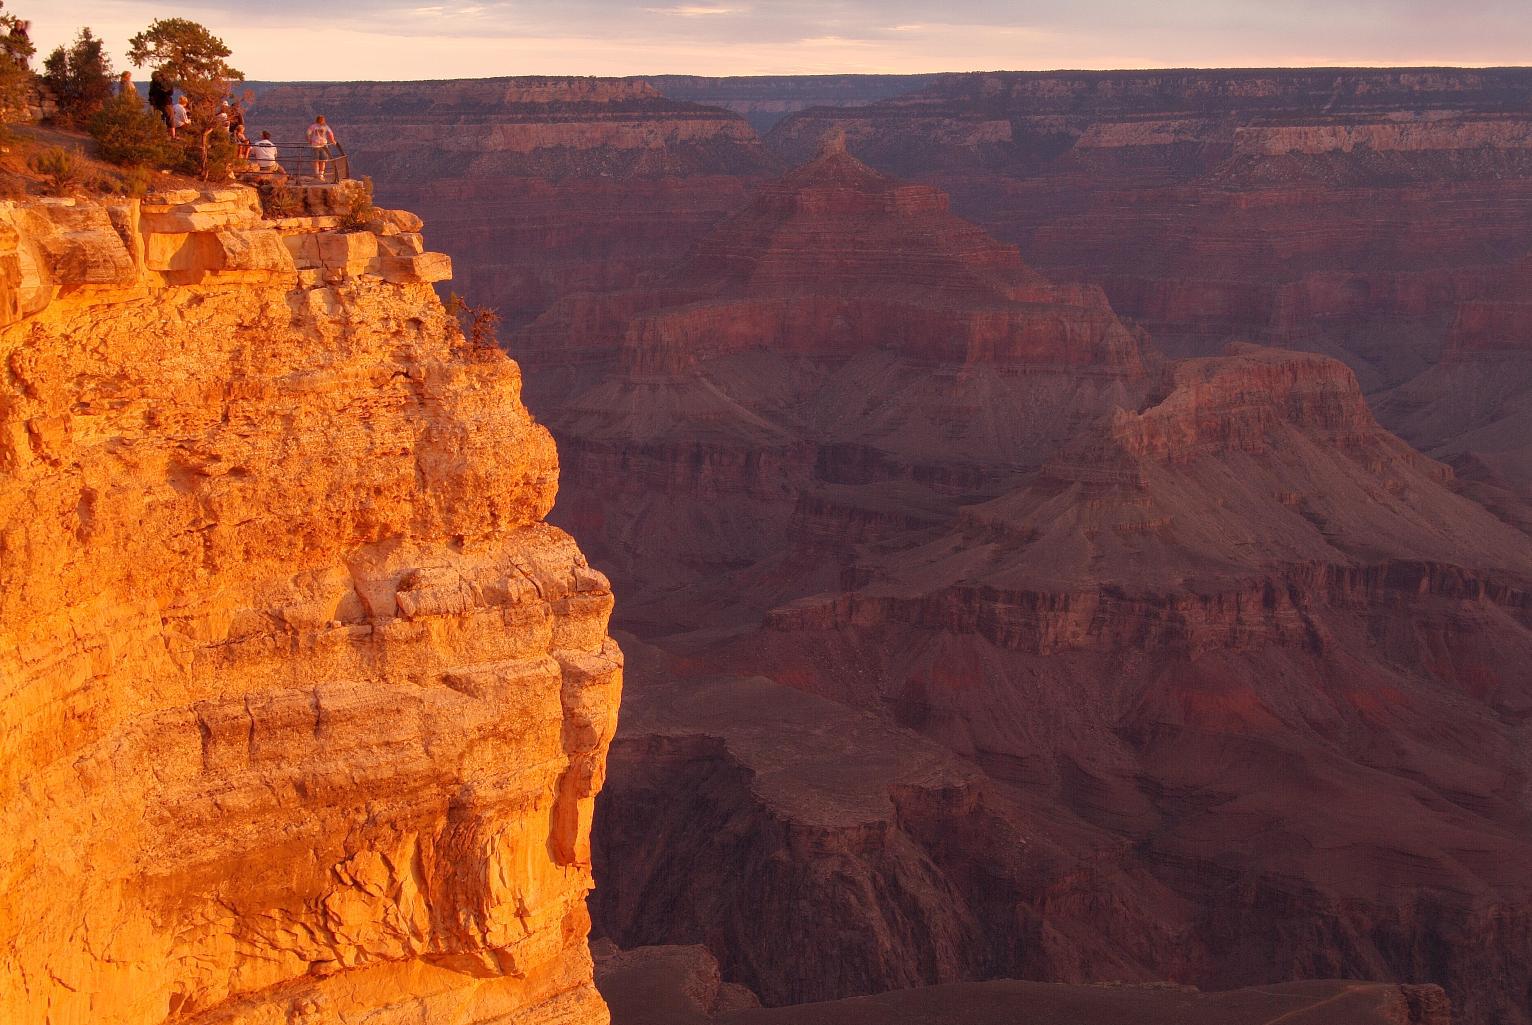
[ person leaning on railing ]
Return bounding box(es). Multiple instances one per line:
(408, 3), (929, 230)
(306, 115), (338, 180)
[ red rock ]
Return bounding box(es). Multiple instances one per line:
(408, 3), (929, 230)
(512, 148), (1149, 630)
(522, 153), (1532, 1024)
(767, 69), (1532, 393)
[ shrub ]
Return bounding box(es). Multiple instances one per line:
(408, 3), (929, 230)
(445, 292), (503, 349)
(121, 164), (152, 197)
(88, 92), (173, 167)
(256, 180), (299, 218)
(28, 147), (82, 194)
(172, 121), (239, 181)
(337, 175), (375, 232)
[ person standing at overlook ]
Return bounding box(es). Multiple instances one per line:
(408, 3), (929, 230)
(147, 67), (173, 128)
(306, 114), (337, 179)
(169, 93), (190, 138)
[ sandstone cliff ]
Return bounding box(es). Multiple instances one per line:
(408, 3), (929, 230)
(0, 186), (621, 1024)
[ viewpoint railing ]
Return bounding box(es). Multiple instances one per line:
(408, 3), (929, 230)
(238, 140), (351, 185)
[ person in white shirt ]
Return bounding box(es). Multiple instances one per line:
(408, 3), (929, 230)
(306, 115), (337, 179)
(250, 130), (282, 174)
(170, 95), (190, 139)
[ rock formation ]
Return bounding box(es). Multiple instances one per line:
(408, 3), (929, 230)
(767, 69), (1532, 391)
(0, 185), (620, 1024)
(249, 78), (776, 326)
(511, 143), (1148, 630)
(510, 151), (1532, 1025)
(597, 943), (1453, 1025)
(1377, 251), (1532, 532)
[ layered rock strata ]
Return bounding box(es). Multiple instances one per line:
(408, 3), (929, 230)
(249, 78), (776, 325)
(644, 75), (945, 134)
(513, 151), (1532, 1024)
(511, 143), (1148, 630)
(0, 187), (620, 1024)
(768, 69), (1532, 392)
(1378, 252), (1532, 532)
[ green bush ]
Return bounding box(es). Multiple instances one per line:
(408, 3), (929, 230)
(43, 27), (113, 126)
(27, 147), (82, 194)
(88, 92), (173, 167)
(173, 122), (239, 181)
(121, 165), (152, 197)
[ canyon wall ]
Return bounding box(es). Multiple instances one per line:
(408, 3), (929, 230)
(767, 69), (1532, 393)
(643, 75), (945, 134)
(248, 78), (775, 326)
(512, 151), (1532, 1025)
(0, 187), (620, 1023)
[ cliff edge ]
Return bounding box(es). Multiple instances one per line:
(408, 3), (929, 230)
(0, 185), (621, 1024)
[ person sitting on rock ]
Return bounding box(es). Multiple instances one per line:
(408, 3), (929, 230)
(250, 130), (283, 174)
(306, 115), (337, 180)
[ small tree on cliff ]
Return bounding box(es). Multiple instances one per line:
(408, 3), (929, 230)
(127, 18), (242, 179)
(42, 27), (113, 126)
(88, 91), (173, 168)
(0, 2), (35, 125)
(445, 293), (503, 350)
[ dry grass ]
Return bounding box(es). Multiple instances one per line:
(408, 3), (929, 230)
(0, 123), (201, 198)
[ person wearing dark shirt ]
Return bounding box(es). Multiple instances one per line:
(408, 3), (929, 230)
(147, 70), (174, 129)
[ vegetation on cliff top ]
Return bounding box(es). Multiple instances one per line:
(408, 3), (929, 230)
(5, 5), (248, 183)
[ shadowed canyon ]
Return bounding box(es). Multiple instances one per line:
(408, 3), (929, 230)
(249, 68), (1532, 1025)
(5, 60), (1531, 1025)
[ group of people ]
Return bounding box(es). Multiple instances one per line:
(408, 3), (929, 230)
(139, 67), (340, 180)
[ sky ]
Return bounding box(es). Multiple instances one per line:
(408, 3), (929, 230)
(26, 0), (1532, 82)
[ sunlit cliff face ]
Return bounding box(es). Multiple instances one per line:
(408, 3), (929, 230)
(0, 186), (620, 1025)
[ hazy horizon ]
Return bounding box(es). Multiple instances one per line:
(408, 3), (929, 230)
(28, 1), (1532, 83)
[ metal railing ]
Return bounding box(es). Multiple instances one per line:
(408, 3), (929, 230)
(238, 140), (351, 185)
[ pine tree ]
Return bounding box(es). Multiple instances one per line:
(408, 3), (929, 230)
(42, 27), (113, 126)
(128, 19), (243, 179)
